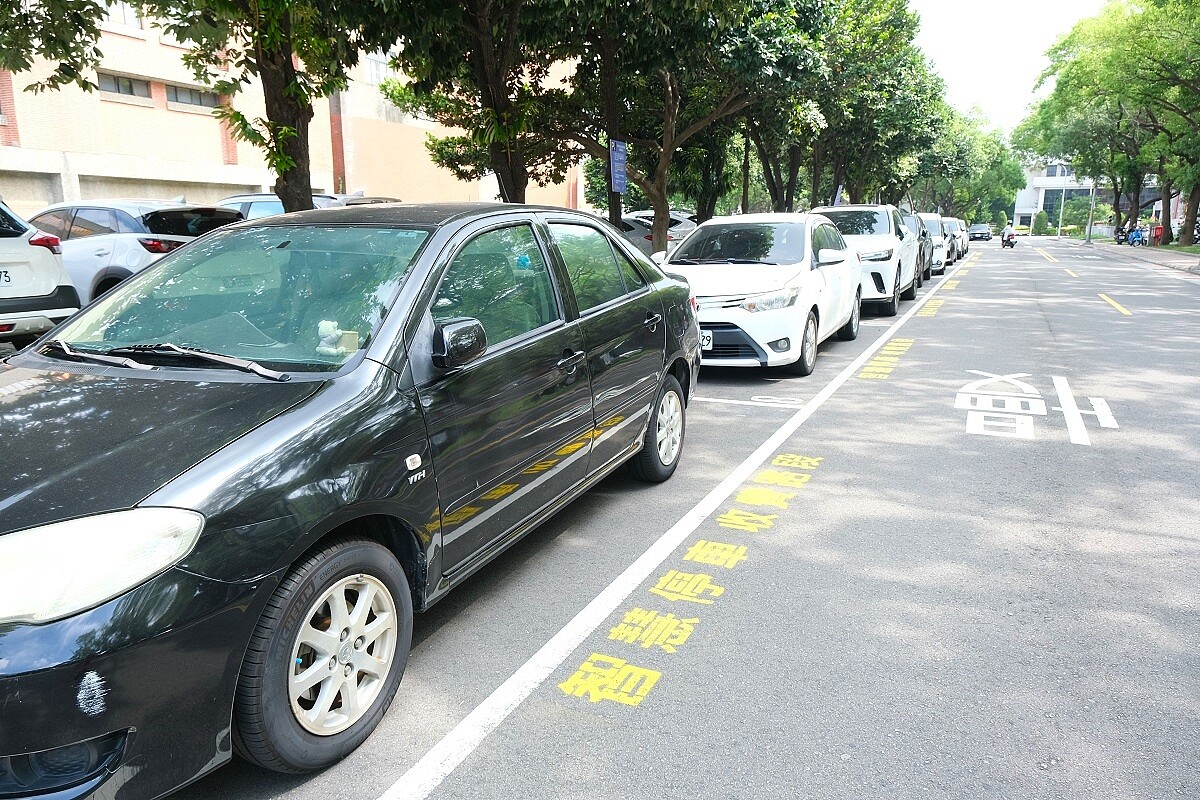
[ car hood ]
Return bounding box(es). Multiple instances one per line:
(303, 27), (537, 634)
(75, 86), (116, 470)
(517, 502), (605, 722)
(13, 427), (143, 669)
(664, 262), (805, 298)
(841, 233), (897, 253)
(0, 362), (320, 535)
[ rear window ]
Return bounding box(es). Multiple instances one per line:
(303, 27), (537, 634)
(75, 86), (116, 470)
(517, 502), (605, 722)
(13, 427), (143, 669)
(0, 203), (28, 238)
(821, 210), (890, 236)
(144, 208), (243, 237)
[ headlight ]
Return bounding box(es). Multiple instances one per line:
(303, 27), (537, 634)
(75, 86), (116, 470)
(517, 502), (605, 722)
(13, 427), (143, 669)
(859, 249), (894, 262)
(740, 287), (799, 313)
(0, 508), (204, 625)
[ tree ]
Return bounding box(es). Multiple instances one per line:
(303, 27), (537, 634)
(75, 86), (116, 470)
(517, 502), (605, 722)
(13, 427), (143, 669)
(993, 209), (1008, 231)
(0, 0), (106, 91)
(1033, 210), (1050, 236)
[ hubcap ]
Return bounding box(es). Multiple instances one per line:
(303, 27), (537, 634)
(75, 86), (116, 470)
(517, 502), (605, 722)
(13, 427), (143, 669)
(289, 574), (398, 736)
(804, 317), (816, 368)
(850, 299), (860, 332)
(656, 390), (683, 465)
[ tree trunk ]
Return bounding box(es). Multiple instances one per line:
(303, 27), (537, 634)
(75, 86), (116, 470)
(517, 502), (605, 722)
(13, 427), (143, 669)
(1181, 183), (1200, 246)
(809, 139), (824, 207)
(599, 31), (622, 226)
(740, 130), (750, 214)
(748, 125), (784, 211)
(258, 34), (313, 213)
(466, 0), (527, 203)
(1159, 177), (1174, 245)
(783, 146), (801, 212)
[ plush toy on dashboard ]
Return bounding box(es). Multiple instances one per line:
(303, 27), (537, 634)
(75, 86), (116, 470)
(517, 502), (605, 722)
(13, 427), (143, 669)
(315, 319), (359, 356)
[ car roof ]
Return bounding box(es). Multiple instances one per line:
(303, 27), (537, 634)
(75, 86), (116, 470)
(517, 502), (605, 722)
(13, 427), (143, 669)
(811, 204), (893, 211)
(244, 202), (584, 228)
(35, 199), (186, 216)
(695, 212), (824, 226)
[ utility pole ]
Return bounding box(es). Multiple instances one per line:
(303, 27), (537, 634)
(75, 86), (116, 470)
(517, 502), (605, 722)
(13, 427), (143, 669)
(1085, 179), (1097, 244)
(1056, 174), (1067, 238)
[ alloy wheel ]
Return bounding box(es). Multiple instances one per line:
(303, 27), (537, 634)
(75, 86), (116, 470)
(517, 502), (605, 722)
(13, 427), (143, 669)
(656, 389), (684, 465)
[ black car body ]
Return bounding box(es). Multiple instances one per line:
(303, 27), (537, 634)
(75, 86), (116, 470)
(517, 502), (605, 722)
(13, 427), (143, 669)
(0, 203), (699, 800)
(967, 223), (992, 241)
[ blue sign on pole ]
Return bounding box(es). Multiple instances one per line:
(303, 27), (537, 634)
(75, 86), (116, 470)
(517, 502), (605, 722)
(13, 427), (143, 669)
(609, 140), (627, 195)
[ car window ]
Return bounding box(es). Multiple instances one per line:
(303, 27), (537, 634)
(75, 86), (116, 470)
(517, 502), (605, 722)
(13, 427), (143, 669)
(144, 208), (242, 236)
(616, 249), (647, 290)
(114, 209), (144, 234)
(821, 210), (890, 236)
(433, 224), (560, 346)
(551, 223), (631, 313)
(811, 224), (833, 262)
(246, 201), (284, 219)
(0, 204), (29, 238)
(69, 208), (118, 239)
(29, 210), (71, 239)
(56, 225), (430, 372)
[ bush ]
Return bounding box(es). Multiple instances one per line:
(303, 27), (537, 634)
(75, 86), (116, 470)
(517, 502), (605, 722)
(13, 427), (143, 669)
(1032, 210), (1051, 235)
(993, 210), (1008, 231)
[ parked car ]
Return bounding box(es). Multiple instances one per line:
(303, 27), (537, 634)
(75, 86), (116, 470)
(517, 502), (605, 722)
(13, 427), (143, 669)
(968, 223), (993, 241)
(617, 214), (682, 255)
(0, 203), (699, 800)
(216, 192), (344, 220)
(917, 213), (952, 274)
(902, 212), (931, 285)
(942, 219), (965, 261)
(661, 212), (860, 375)
(0, 199), (80, 349)
(28, 201), (242, 304)
(955, 218), (970, 255)
(811, 203), (918, 316)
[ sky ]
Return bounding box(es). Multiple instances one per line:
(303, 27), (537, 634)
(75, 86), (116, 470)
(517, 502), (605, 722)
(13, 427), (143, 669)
(909, 0), (1108, 136)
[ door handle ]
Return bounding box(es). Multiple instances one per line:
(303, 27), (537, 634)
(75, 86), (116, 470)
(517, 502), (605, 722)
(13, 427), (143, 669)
(556, 350), (585, 371)
(94, 249), (110, 257)
(643, 312), (662, 330)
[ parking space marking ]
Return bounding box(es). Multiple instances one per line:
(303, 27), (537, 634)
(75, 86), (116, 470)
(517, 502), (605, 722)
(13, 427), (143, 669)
(857, 338), (916, 380)
(693, 396), (804, 410)
(376, 264), (965, 800)
(917, 298), (945, 317)
(1065, 269), (1079, 278)
(1098, 293), (1133, 316)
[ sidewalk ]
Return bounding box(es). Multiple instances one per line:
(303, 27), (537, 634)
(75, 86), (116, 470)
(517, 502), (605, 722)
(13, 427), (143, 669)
(1061, 238), (1200, 275)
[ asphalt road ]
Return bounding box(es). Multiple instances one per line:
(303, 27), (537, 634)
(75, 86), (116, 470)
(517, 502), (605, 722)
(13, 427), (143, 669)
(46, 238), (1200, 798)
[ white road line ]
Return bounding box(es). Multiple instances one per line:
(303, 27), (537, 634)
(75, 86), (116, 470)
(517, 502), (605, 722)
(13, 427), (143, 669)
(376, 263), (965, 800)
(693, 396), (803, 410)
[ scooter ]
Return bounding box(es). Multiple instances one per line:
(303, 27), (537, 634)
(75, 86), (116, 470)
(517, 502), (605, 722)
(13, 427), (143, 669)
(1001, 232), (1016, 249)
(1128, 226), (1146, 247)
(1115, 226), (1128, 244)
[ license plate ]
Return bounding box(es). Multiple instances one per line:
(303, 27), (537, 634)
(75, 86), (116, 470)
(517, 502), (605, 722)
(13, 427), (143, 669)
(700, 330), (713, 351)
(0, 265), (31, 298)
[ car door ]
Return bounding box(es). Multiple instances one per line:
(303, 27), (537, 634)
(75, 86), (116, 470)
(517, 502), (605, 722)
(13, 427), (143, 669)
(546, 219), (665, 476)
(892, 209), (917, 287)
(812, 223), (851, 333)
(58, 207), (121, 304)
(412, 220), (594, 574)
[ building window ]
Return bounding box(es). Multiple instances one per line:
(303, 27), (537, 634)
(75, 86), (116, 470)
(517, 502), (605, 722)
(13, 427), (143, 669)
(167, 85), (220, 107)
(364, 52), (395, 86)
(98, 72), (151, 98)
(104, 1), (142, 28)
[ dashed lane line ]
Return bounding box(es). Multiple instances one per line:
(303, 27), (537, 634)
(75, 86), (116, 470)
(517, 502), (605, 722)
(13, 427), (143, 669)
(1098, 293), (1133, 316)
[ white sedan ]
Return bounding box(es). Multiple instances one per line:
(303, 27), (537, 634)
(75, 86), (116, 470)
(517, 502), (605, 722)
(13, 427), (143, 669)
(811, 203), (918, 316)
(661, 213), (861, 376)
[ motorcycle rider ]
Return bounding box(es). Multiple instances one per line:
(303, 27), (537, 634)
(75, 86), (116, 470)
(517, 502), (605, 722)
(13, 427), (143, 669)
(1002, 221), (1016, 247)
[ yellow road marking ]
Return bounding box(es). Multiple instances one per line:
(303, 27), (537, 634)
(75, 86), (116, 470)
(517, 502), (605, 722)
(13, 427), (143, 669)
(1098, 293), (1132, 316)
(1065, 269), (1079, 277)
(1036, 248), (1059, 263)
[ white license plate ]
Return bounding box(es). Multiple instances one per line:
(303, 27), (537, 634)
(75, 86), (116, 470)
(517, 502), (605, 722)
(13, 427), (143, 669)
(700, 330), (713, 351)
(0, 265), (31, 297)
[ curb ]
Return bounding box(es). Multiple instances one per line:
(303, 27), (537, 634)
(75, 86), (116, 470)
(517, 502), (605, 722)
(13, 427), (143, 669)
(1059, 238), (1200, 275)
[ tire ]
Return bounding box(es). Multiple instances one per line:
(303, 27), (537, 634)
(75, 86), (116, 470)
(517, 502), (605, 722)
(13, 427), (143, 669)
(923, 261), (933, 281)
(901, 267), (918, 300)
(233, 537), (413, 773)
(837, 292), (861, 341)
(7, 335), (38, 350)
(785, 310), (818, 376)
(880, 271), (900, 316)
(94, 278), (123, 299)
(629, 374), (685, 482)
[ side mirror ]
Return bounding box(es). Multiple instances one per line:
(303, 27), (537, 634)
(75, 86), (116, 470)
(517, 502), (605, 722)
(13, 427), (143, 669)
(432, 317), (487, 369)
(816, 248), (846, 267)
(650, 251), (667, 264)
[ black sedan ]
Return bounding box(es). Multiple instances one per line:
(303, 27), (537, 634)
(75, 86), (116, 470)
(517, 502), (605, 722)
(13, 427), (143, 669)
(0, 203), (699, 800)
(967, 223), (993, 241)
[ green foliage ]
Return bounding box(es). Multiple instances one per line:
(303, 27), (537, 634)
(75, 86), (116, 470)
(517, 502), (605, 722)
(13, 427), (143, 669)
(993, 210), (1008, 230)
(0, 0), (106, 91)
(583, 157), (650, 211)
(1033, 210), (1050, 236)
(1061, 195), (1094, 228)
(910, 105), (1024, 218)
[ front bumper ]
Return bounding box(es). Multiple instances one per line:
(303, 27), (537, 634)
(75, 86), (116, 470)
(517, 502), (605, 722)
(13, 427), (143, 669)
(0, 568), (266, 800)
(859, 260), (898, 303)
(698, 307), (805, 368)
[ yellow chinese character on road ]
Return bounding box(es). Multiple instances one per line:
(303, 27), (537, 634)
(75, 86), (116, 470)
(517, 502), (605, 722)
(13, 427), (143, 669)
(735, 486), (796, 509)
(609, 608), (698, 653)
(649, 570), (725, 604)
(558, 653), (661, 706)
(480, 483), (519, 501)
(684, 540), (748, 569)
(717, 508), (778, 533)
(754, 469), (812, 489)
(771, 454), (823, 470)
(440, 506), (482, 526)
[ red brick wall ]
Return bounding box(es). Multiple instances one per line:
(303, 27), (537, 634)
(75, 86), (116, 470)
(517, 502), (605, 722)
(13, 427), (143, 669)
(0, 70), (20, 147)
(218, 96), (238, 165)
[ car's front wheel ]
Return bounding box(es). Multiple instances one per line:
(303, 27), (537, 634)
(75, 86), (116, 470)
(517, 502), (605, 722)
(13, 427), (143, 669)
(837, 293), (860, 341)
(786, 310), (818, 376)
(901, 265), (918, 300)
(880, 271), (900, 316)
(233, 537), (413, 773)
(630, 374), (686, 482)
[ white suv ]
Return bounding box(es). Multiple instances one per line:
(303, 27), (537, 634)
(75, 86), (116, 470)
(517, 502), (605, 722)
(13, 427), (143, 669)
(811, 204), (918, 316)
(0, 200), (80, 349)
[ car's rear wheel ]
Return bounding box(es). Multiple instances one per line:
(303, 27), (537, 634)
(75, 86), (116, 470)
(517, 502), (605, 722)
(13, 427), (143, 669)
(837, 293), (860, 341)
(233, 537), (413, 773)
(786, 310), (818, 376)
(630, 374), (685, 482)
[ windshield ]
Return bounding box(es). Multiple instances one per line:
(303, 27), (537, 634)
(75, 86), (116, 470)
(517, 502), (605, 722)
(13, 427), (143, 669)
(820, 210), (890, 236)
(53, 225), (430, 373)
(670, 222), (807, 264)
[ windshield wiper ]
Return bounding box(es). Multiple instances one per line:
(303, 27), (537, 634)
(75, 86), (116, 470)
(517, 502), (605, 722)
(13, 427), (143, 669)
(105, 343), (290, 382)
(40, 339), (157, 370)
(698, 258), (778, 265)
(668, 258), (700, 264)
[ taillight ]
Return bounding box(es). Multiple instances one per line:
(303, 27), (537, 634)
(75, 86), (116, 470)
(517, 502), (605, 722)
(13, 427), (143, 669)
(29, 232), (62, 254)
(138, 238), (184, 254)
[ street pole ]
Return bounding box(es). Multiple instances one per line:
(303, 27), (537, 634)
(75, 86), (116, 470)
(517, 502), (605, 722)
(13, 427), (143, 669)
(1085, 179), (1096, 244)
(1056, 177), (1066, 238)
